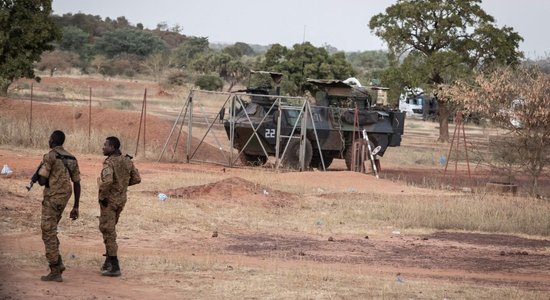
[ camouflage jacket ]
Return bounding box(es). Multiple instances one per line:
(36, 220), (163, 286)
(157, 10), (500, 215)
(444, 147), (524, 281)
(38, 146), (80, 199)
(98, 153), (141, 202)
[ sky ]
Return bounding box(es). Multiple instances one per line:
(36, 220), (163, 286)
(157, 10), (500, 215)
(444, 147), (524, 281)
(52, 0), (550, 58)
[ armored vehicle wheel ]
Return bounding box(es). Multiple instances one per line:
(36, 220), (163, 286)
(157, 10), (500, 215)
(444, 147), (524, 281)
(282, 138), (312, 169)
(240, 153), (268, 166)
(310, 153), (334, 170)
(345, 140), (377, 171)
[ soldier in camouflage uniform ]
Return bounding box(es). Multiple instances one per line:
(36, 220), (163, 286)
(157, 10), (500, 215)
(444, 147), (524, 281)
(37, 130), (81, 282)
(98, 136), (141, 276)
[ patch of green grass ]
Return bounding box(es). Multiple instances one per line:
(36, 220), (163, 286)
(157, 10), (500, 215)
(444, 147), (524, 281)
(112, 99), (134, 110)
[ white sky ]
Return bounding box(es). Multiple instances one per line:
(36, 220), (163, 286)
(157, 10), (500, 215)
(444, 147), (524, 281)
(52, 0), (550, 58)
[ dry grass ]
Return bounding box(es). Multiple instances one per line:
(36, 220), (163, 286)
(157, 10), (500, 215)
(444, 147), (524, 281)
(2, 155), (549, 299)
(2, 77), (549, 299)
(0, 116), (164, 157)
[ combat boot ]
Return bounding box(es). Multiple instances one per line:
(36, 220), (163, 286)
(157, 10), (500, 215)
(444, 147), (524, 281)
(101, 256), (121, 277)
(40, 262), (63, 282)
(100, 254), (111, 271)
(58, 255), (66, 274)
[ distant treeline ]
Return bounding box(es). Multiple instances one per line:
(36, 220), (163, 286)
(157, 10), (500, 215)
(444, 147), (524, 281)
(38, 12), (391, 96)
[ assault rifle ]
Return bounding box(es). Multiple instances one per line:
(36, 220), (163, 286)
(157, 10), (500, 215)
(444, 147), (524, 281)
(26, 162), (45, 191)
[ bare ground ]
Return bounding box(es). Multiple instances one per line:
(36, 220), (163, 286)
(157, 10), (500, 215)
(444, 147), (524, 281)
(1, 77), (549, 299)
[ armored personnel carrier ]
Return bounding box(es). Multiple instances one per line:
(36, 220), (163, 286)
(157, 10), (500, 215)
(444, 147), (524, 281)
(223, 72), (405, 170)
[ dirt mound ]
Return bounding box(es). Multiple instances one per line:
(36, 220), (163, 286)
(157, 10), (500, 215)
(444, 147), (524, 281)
(151, 176), (295, 207)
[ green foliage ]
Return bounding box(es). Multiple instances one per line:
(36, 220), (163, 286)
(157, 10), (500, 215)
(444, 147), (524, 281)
(94, 28), (167, 58)
(0, 0), (61, 95)
(369, 0), (523, 87)
(195, 75), (223, 91)
(223, 42), (255, 58)
(189, 50), (251, 91)
(346, 50), (389, 85)
(369, 0), (523, 141)
(60, 25), (91, 70)
(259, 42), (355, 96)
(52, 13), (132, 37)
(165, 70), (190, 86)
(172, 36), (210, 68)
(112, 99), (134, 110)
(60, 26), (88, 53)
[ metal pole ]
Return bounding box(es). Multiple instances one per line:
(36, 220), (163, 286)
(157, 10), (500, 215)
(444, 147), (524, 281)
(307, 102), (325, 171)
(29, 83), (33, 144)
(88, 87), (92, 142)
(443, 117), (460, 175)
(356, 103), (361, 172)
(229, 95), (236, 167)
(275, 99), (282, 168)
(299, 101), (308, 171)
(462, 120), (472, 180)
(143, 88), (147, 157)
(135, 92), (146, 157)
(158, 93), (190, 162)
(363, 129), (379, 178)
(186, 95), (194, 163)
(453, 115), (461, 189)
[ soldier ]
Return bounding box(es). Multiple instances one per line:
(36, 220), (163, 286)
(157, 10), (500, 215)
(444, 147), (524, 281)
(37, 130), (81, 282)
(98, 136), (141, 276)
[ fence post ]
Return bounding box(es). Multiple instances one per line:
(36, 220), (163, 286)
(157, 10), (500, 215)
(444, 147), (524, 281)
(88, 87), (92, 147)
(29, 83), (33, 144)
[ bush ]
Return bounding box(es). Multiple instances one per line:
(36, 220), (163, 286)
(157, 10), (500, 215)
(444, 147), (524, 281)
(165, 70), (189, 86)
(195, 75), (223, 91)
(113, 99), (134, 110)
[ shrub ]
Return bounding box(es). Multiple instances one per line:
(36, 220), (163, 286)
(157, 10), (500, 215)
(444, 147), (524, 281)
(195, 75), (223, 91)
(165, 70), (189, 86)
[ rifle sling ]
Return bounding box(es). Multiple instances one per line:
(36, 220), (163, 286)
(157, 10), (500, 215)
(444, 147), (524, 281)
(53, 150), (76, 179)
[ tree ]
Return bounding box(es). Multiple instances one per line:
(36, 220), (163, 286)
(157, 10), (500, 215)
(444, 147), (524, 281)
(94, 28), (166, 58)
(346, 50), (389, 88)
(172, 36), (210, 68)
(0, 0), (60, 95)
(60, 26), (88, 53)
(36, 50), (78, 76)
(142, 51), (170, 82)
(369, 0), (523, 142)
(260, 42), (355, 96)
(60, 25), (90, 70)
(190, 51), (250, 91)
(446, 65), (550, 195)
(90, 55), (108, 74)
(195, 75), (223, 91)
(223, 42), (255, 58)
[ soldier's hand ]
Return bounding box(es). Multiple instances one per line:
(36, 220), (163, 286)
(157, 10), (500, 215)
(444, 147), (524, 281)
(70, 207), (79, 220)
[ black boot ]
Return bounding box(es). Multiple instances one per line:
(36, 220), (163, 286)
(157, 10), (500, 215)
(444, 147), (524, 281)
(100, 254), (111, 271)
(40, 261), (63, 282)
(101, 256), (121, 277)
(58, 255), (66, 274)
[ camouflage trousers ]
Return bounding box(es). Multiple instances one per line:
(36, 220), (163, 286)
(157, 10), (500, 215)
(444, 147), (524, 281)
(99, 198), (126, 256)
(41, 195), (70, 265)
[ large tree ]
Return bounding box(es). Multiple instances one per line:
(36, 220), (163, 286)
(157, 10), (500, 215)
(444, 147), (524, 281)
(94, 28), (166, 58)
(172, 36), (210, 69)
(0, 0), (60, 95)
(369, 0), (523, 142)
(261, 42), (355, 96)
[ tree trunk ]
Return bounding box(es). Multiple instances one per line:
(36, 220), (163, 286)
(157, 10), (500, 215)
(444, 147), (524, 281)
(437, 99), (450, 142)
(0, 78), (10, 96)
